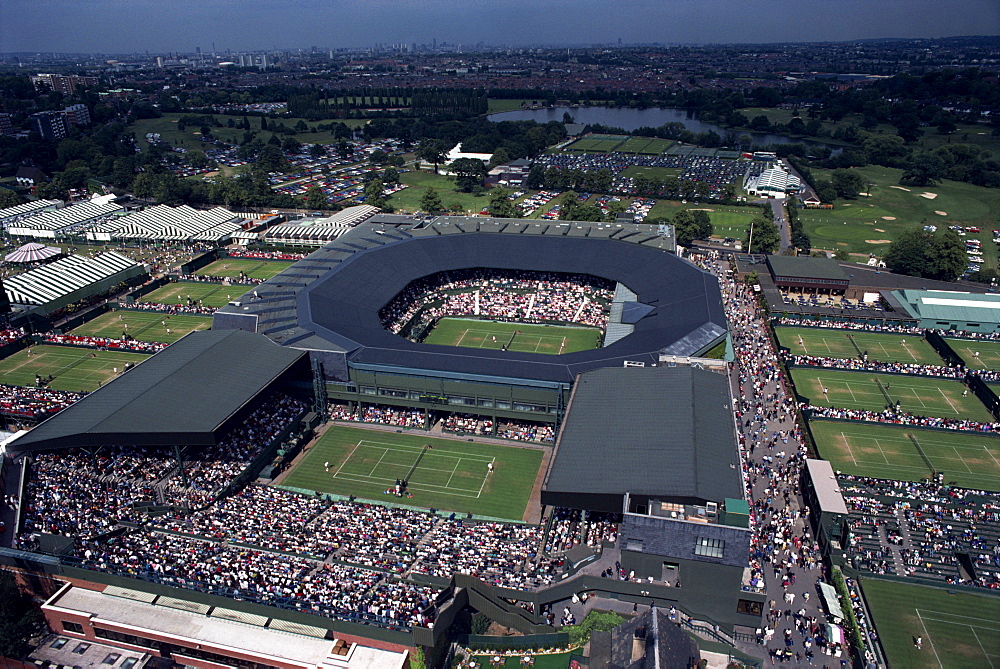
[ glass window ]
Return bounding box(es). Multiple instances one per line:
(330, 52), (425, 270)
(477, 398), (494, 408)
(359, 386), (376, 395)
(495, 401), (511, 410)
(72, 642), (91, 654)
(102, 653), (122, 665)
(51, 638), (69, 649)
(694, 537), (725, 558)
(62, 621), (83, 634)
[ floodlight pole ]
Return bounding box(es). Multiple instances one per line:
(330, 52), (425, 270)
(747, 217), (755, 254)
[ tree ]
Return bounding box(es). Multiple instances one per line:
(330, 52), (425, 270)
(450, 157), (487, 193)
(0, 188), (25, 208)
(487, 187), (519, 218)
(369, 149), (389, 165)
(305, 185), (329, 210)
(745, 216), (780, 253)
(382, 167), (399, 185)
(489, 147), (511, 168)
(364, 177), (386, 209)
(420, 187), (444, 213)
(830, 169), (866, 199)
(0, 571), (42, 659)
(672, 209), (713, 246)
(417, 140), (447, 173)
(309, 143), (326, 159)
(884, 228), (966, 281)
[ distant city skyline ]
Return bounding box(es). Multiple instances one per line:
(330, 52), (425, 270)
(2, 0), (998, 54)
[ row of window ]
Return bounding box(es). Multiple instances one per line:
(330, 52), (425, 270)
(624, 536), (726, 559)
(90, 625), (278, 669)
(355, 386), (555, 413)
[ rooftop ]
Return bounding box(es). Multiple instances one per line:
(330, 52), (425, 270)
(805, 459), (849, 515)
(766, 255), (848, 282)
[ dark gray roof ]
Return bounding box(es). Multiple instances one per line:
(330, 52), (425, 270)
(839, 262), (993, 292)
(215, 217), (726, 385)
(11, 330), (305, 452)
(767, 255), (848, 281)
(545, 366), (742, 503)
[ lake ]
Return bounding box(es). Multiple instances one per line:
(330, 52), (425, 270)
(487, 106), (840, 151)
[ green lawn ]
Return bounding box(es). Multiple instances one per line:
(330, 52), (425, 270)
(141, 281), (246, 308)
(862, 579), (1000, 669)
(617, 137), (674, 155)
(619, 165), (681, 180)
(776, 327), (942, 365)
(129, 113), (368, 153)
(423, 318), (603, 355)
(645, 202), (759, 237)
(809, 419), (1000, 490)
(946, 338), (1000, 372)
(279, 425), (544, 520)
(196, 258), (292, 280)
(487, 99), (536, 113)
(0, 345), (149, 393)
(791, 368), (993, 421)
(71, 311), (211, 344)
(798, 165), (1000, 268)
(392, 169), (491, 214)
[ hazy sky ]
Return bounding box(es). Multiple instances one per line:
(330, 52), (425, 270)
(3, 0), (998, 53)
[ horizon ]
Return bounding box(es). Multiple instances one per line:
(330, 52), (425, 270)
(2, 0), (998, 55)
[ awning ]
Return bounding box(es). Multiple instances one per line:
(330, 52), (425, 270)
(818, 582), (845, 622)
(4, 242), (60, 263)
(825, 623), (845, 645)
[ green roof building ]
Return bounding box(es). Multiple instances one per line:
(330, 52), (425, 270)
(890, 289), (1000, 333)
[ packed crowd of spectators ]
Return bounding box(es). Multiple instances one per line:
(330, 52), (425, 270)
(544, 509), (619, 554)
(176, 273), (263, 286)
(379, 269), (613, 335)
(840, 474), (1000, 589)
(329, 402), (425, 428)
(228, 250), (306, 261)
(0, 327), (27, 344)
(42, 333), (167, 353)
(784, 353), (966, 379)
(442, 413), (494, 436)
(497, 419), (554, 444)
(0, 384), (83, 418)
(773, 316), (924, 335)
(132, 301), (217, 316)
(183, 394), (307, 494)
(73, 530), (438, 628)
(802, 404), (1000, 432)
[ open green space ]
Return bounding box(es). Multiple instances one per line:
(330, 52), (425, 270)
(776, 327), (942, 365)
(392, 169), (490, 214)
(128, 113), (368, 153)
(616, 137), (674, 155)
(645, 202), (758, 237)
(619, 165), (681, 180)
(0, 345), (149, 393)
(798, 165), (1000, 267)
(809, 419), (1000, 490)
(565, 135), (628, 153)
(196, 258), (292, 280)
(279, 425), (544, 520)
(71, 311), (212, 344)
(862, 578), (1000, 669)
(791, 367), (993, 421)
(423, 318), (603, 355)
(946, 338), (1000, 373)
(487, 99), (536, 113)
(141, 281), (245, 308)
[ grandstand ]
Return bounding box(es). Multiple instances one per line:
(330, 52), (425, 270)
(0, 198), (62, 227)
(742, 165), (802, 199)
(5, 198), (124, 238)
(3, 251), (146, 311)
(85, 204), (243, 244)
(262, 204), (380, 245)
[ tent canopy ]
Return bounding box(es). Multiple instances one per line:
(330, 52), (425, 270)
(4, 242), (61, 263)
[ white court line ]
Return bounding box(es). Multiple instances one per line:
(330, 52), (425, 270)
(474, 457), (496, 499)
(839, 431), (859, 466)
(936, 387), (961, 414)
(916, 609), (944, 669)
(333, 473), (483, 498)
(357, 440), (495, 461)
(367, 447), (390, 477)
(444, 458), (462, 489)
(970, 628), (997, 667)
(455, 328), (470, 346)
(332, 440), (366, 479)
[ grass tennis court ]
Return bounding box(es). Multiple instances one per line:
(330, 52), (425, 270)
(423, 317), (602, 355)
(776, 327), (942, 365)
(279, 425), (544, 520)
(947, 338), (1000, 372)
(0, 345), (149, 392)
(809, 419), (1000, 490)
(70, 311), (211, 344)
(791, 368), (993, 421)
(141, 281), (247, 308)
(862, 579), (1000, 669)
(196, 258), (291, 280)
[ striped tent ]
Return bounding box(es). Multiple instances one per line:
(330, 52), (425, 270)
(4, 242), (61, 263)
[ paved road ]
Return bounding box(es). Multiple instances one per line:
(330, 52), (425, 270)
(771, 199), (792, 252)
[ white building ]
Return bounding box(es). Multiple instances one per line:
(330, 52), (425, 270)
(743, 166), (802, 200)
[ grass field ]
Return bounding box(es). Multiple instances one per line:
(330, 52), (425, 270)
(393, 169), (490, 214)
(798, 165), (1000, 267)
(565, 134), (629, 153)
(423, 318), (602, 355)
(71, 311), (212, 344)
(619, 165), (681, 180)
(946, 338), (1000, 372)
(616, 137), (674, 155)
(809, 419), (1000, 490)
(279, 425), (544, 519)
(645, 202), (759, 238)
(196, 258), (291, 280)
(0, 345), (149, 392)
(791, 367), (993, 421)
(776, 327), (942, 365)
(142, 282), (246, 308)
(862, 579), (1000, 669)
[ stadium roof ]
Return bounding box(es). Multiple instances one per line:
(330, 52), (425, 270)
(215, 216), (726, 385)
(10, 330), (305, 452)
(544, 366), (743, 505)
(891, 289), (1000, 324)
(766, 255), (848, 281)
